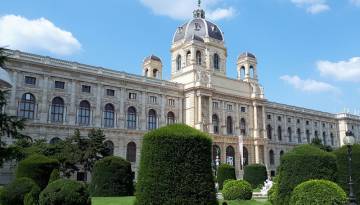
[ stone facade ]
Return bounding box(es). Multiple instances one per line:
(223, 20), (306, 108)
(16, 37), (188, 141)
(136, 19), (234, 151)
(1, 7), (360, 183)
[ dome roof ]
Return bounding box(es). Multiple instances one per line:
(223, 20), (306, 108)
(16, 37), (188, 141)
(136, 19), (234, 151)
(172, 17), (224, 43)
(144, 55), (162, 62)
(0, 66), (12, 88)
(238, 52), (256, 60)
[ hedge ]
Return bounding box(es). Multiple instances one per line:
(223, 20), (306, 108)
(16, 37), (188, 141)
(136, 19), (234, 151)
(274, 145), (337, 205)
(290, 179), (347, 205)
(48, 168), (60, 184)
(334, 144), (360, 203)
(39, 179), (89, 205)
(24, 185), (41, 205)
(89, 156), (134, 196)
(217, 164), (236, 190)
(0, 177), (39, 205)
(243, 164), (267, 189)
(222, 180), (252, 200)
(16, 154), (59, 189)
(135, 124), (218, 205)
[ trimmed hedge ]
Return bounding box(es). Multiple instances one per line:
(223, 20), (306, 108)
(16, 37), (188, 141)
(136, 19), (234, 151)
(24, 185), (41, 205)
(136, 124), (217, 205)
(39, 179), (89, 205)
(275, 145), (337, 205)
(334, 144), (360, 203)
(217, 164), (236, 190)
(0, 177), (39, 205)
(48, 168), (60, 184)
(243, 164), (267, 189)
(222, 180), (252, 200)
(16, 154), (59, 189)
(89, 156), (134, 196)
(290, 179), (347, 205)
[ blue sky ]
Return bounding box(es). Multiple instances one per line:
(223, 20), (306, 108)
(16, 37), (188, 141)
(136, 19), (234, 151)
(1, 0), (360, 114)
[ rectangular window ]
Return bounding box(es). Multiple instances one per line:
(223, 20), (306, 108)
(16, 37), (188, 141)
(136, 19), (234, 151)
(297, 119), (300, 124)
(212, 102), (219, 109)
(25, 76), (36, 85)
(82, 85), (91, 93)
(129, 92), (137, 100)
(278, 116), (282, 121)
(330, 124), (333, 129)
(288, 118), (291, 123)
(227, 104), (233, 110)
(241, 107), (246, 112)
(322, 123), (325, 128)
(150, 96), (157, 104)
(106, 89), (115, 96)
(267, 114), (271, 120)
(314, 122), (318, 126)
(306, 121), (309, 125)
(168, 99), (175, 106)
(54, 81), (65, 89)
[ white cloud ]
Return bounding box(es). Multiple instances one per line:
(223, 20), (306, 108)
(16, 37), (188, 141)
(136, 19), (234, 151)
(0, 15), (81, 55)
(140, 0), (235, 21)
(350, 0), (360, 6)
(280, 75), (339, 93)
(291, 0), (330, 14)
(317, 57), (360, 82)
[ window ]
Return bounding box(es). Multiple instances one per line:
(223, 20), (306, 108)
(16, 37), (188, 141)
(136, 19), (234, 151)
(149, 96), (157, 104)
(269, 150), (275, 165)
(288, 127), (292, 142)
(297, 119), (300, 124)
(306, 130), (310, 143)
(167, 112), (175, 125)
(176, 55), (182, 70)
(129, 92), (137, 100)
(54, 81), (65, 89)
(104, 103), (115, 128)
(226, 116), (233, 135)
(226, 146), (235, 166)
(50, 137), (61, 145)
(278, 126), (282, 141)
(297, 128), (301, 143)
(106, 89), (115, 96)
(287, 118), (291, 123)
(82, 85), (91, 93)
(267, 125), (272, 140)
(241, 107), (246, 113)
(213, 53), (219, 70)
(78, 100), (90, 125)
(227, 104), (233, 110)
(330, 133), (334, 146)
(168, 99), (175, 106)
(267, 114), (271, 120)
(19, 93), (35, 119)
(51, 97), (64, 123)
(212, 114), (219, 134)
(212, 102), (219, 109)
(240, 118), (246, 135)
(212, 145), (221, 167)
(196, 51), (202, 65)
(306, 121), (309, 125)
(153, 69), (158, 78)
(314, 130), (319, 138)
(148, 109), (157, 130)
(127, 107), (137, 129)
(25, 76), (36, 85)
(278, 116), (282, 121)
(322, 123), (325, 128)
(314, 122), (318, 127)
(126, 142), (136, 162)
(330, 124), (333, 129)
(243, 147), (249, 166)
(322, 132), (327, 145)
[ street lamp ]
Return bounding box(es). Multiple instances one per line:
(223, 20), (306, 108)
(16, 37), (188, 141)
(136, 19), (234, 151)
(344, 131), (357, 205)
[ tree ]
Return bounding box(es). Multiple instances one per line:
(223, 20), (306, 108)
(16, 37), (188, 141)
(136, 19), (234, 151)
(0, 47), (6, 67)
(311, 138), (333, 152)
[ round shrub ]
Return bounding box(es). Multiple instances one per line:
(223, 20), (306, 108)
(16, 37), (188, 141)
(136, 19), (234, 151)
(243, 164), (267, 189)
(334, 144), (360, 203)
(222, 180), (252, 200)
(89, 156), (134, 196)
(223, 179), (235, 188)
(275, 145), (337, 205)
(290, 179), (347, 205)
(39, 179), (89, 205)
(217, 164), (236, 190)
(16, 154), (59, 189)
(0, 177), (39, 205)
(136, 124), (217, 205)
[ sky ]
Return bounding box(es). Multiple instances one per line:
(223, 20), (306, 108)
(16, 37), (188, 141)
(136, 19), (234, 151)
(0, 0), (360, 115)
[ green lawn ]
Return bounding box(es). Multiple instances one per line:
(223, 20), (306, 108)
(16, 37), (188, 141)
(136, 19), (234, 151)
(92, 197), (271, 205)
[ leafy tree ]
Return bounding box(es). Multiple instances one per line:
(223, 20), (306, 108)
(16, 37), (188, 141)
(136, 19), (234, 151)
(311, 138), (333, 152)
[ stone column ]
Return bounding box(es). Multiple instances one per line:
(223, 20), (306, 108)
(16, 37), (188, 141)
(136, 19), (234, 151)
(95, 83), (102, 127)
(69, 80), (76, 125)
(40, 75), (49, 123)
(208, 96), (213, 133)
(178, 97), (183, 123)
(9, 71), (17, 115)
(141, 91), (146, 131)
(160, 94), (166, 126)
(196, 93), (202, 130)
(262, 106), (266, 139)
(118, 88), (125, 128)
(253, 102), (259, 138)
(254, 143), (260, 164)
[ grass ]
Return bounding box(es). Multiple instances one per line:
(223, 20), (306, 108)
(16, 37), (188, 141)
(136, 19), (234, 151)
(92, 197), (271, 205)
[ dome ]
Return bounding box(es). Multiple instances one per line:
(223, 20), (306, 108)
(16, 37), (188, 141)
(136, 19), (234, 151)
(238, 52), (256, 60)
(172, 14), (224, 43)
(144, 55), (161, 62)
(0, 66), (12, 88)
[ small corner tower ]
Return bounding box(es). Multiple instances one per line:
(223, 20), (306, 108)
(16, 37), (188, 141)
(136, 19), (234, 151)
(143, 55), (163, 79)
(237, 52), (258, 83)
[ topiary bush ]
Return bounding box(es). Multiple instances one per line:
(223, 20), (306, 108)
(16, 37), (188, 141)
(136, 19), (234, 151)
(48, 168), (60, 184)
(89, 156), (134, 196)
(217, 164), (236, 190)
(290, 179), (347, 205)
(275, 145), (337, 205)
(0, 177), (39, 205)
(334, 144), (360, 203)
(135, 124), (218, 205)
(24, 185), (41, 205)
(243, 164), (267, 189)
(16, 154), (59, 189)
(39, 179), (89, 205)
(222, 180), (252, 200)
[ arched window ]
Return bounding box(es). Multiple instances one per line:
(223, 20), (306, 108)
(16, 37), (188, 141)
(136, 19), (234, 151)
(104, 140), (114, 156)
(212, 145), (221, 167)
(126, 142), (136, 162)
(153, 69), (158, 78)
(213, 53), (219, 70)
(196, 50), (202, 65)
(322, 132), (326, 145)
(240, 118), (246, 135)
(306, 130), (310, 143)
(297, 128), (301, 143)
(240, 66), (245, 80)
(278, 126), (282, 141)
(288, 127), (292, 142)
(212, 114), (219, 134)
(280, 150), (284, 157)
(330, 133), (334, 146)
(145, 69), (148, 77)
(226, 146), (235, 166)
(226, 116), (233, 135)
(104, 103), (115, 128)
(243, 147), (249, 166)
(269, 150), (275, 165)
(267, 125), (272, 140)
(176, 55), (182, 70)
(186, 51), (191, 66)
(49, 137), (61, 144)
(250, 65), (255, 78)
(148, 109), (157, 130)
(19, 93), (36, 119)
(167, 111), (175, 125)
(127, 107), (137, 129)
(314, 130), (319, 139)
(78, 100), (90, 125)
(51, 97), (64, 123)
